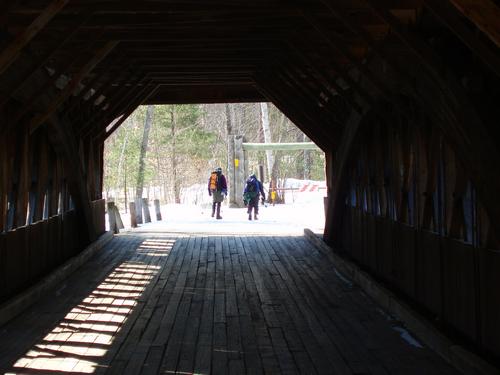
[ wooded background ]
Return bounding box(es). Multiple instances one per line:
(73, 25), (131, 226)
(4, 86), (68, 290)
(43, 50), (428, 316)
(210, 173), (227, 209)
(103, 102), (325, 207)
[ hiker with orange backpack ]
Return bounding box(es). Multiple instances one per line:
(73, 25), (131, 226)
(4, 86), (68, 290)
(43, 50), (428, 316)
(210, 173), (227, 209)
(208, 167), (227, 219)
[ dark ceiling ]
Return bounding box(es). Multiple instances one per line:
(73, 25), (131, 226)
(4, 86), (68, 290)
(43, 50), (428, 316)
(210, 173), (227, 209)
(0, 0), (498, 149)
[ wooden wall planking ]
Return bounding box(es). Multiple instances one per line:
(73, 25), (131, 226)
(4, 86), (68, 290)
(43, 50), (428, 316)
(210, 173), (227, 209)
(0, 199), (104, 306)
(343, 207), (500, 360)
(336, 106), (500, 360)
(479, 247), (500, 356)
(415, 230), (442, 316)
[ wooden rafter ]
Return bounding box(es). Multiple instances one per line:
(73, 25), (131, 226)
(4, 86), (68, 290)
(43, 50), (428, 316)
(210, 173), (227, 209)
(29, 41), (118, 134)
(254, 77), (329, 151)
(88, 78), (153, 139)
(423, 0), (500, 77)
(277, 61), (344, 130)
(291, 32), (377, 110)
(448, 0), (500, 48)
(46, 115), (96, 242)
(0, 12), (91, 110)
(78, 74), (149, 137)
(102, 85), (160, 141)
(0, 0), (69, 75)
(62, 52), (123, 116)
(285, 42), (364, 115)
(323, 109), (364, 244)
(71, 58), (136, 121)
(254, 70), (336, 149)
(5, 38), (101, 131)
(301, 10), (409, 114)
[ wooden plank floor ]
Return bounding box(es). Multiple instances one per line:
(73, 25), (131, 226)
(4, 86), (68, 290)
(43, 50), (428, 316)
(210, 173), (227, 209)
(0, 232), (459, 374)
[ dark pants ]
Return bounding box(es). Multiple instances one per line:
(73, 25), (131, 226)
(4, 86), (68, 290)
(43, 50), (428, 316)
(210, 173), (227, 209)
(247, 197), (259, 216)
(212, 201), (222, 218)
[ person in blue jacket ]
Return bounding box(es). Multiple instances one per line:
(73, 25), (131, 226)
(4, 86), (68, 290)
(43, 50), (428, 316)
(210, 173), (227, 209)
(243, 174), (266, 220)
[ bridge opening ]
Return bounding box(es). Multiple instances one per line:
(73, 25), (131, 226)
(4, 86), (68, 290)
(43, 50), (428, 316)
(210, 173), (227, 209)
(1, 0), (500, 372)
(102, 103), (326, 235)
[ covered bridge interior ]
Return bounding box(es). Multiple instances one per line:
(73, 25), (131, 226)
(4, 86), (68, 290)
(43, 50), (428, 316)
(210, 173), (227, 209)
(1, 0), (500, 372)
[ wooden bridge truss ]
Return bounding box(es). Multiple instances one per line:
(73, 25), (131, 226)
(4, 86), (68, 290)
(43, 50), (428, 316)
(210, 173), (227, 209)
(0, 0), (499, 367)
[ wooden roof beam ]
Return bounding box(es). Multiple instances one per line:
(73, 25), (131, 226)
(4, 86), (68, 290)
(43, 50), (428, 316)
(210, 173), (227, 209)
(254, 73), (329, 151)
(0, 0), (68, 75)
(29, 2), (288, 13)
(93, 77), (153, 132)
(29, 40), (118, 134)
(147, 78), (256, 85)
(89, 82), (158, 143)
(423, 0), (500, 77)
(448, 0), (500, 48)
(277, 61), (346, 129)
(146, 85), (265, 104)
(258, 70), (340, 146)
(0, 12), (90, 109)
(77, 74), (148, 137)
(62, 52), (123, 116)
(5, 37), (101, 131)
(70, 57), (135, 118)
(293, 32), (377, 110)
(60, 31), (283, 43)
(101, 85), (160, 142)
(302, 10), (407, 113)
(285, 42), (364, 115)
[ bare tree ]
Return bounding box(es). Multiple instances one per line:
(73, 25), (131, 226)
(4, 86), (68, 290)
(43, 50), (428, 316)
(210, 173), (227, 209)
(260, 102), (274, 182)
(135, 105), (154, 223)
(170, 107), (180, 203)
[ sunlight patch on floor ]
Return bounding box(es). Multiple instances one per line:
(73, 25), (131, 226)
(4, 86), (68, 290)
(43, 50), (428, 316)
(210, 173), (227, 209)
(8, 238), (174, 374)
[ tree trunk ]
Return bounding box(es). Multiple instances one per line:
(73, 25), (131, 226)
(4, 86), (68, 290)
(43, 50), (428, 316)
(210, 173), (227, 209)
(117, 127), (129, 191)
(170, 107), (180, 203)
(303, 132), (311, 179)
(260, 102), (273, 184)
(153, 114), (162, 201)
(225, 103), (233, 135)
(135, 104), (154, 223)
(124, 161), (128, 213)
(226, 104), (235, 206)
(117, 129), (129, 212)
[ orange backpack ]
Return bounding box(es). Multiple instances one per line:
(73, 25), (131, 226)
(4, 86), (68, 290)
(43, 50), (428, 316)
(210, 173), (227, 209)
(209, 172), (218, 191)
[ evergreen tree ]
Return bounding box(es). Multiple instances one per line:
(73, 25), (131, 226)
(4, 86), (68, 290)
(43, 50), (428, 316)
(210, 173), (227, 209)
(103, 103), (325, 207)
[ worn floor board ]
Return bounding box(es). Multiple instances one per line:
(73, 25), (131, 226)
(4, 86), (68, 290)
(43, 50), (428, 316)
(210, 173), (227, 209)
(0, 232), (459, 374)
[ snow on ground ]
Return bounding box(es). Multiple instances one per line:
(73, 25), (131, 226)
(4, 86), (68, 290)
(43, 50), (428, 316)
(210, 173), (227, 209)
(107, 179), (326, 236)
(110, 201), (325, 236)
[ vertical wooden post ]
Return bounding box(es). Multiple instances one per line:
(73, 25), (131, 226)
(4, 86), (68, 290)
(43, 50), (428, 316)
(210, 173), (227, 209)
(154, 199), (162, 221)
(142, 198), (151, 223)
(243, 149), (249, 182)
(323, 110), (363, 245)
(135, 197), (143, 224)
(258, 164), (265, 184)
(227, 134), (236, 207)
(129, 202), (137, 228)
(234, 135), (245, 208)
(107, 201), (118, 234)
(113, 204), (124, 230)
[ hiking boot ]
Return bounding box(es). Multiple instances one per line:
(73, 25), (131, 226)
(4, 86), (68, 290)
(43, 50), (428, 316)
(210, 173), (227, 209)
(211, 211), (215, 217)
(215, 203), (222, 219)
(248, 214), (252, 220)
(254, 214), (258, 220)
